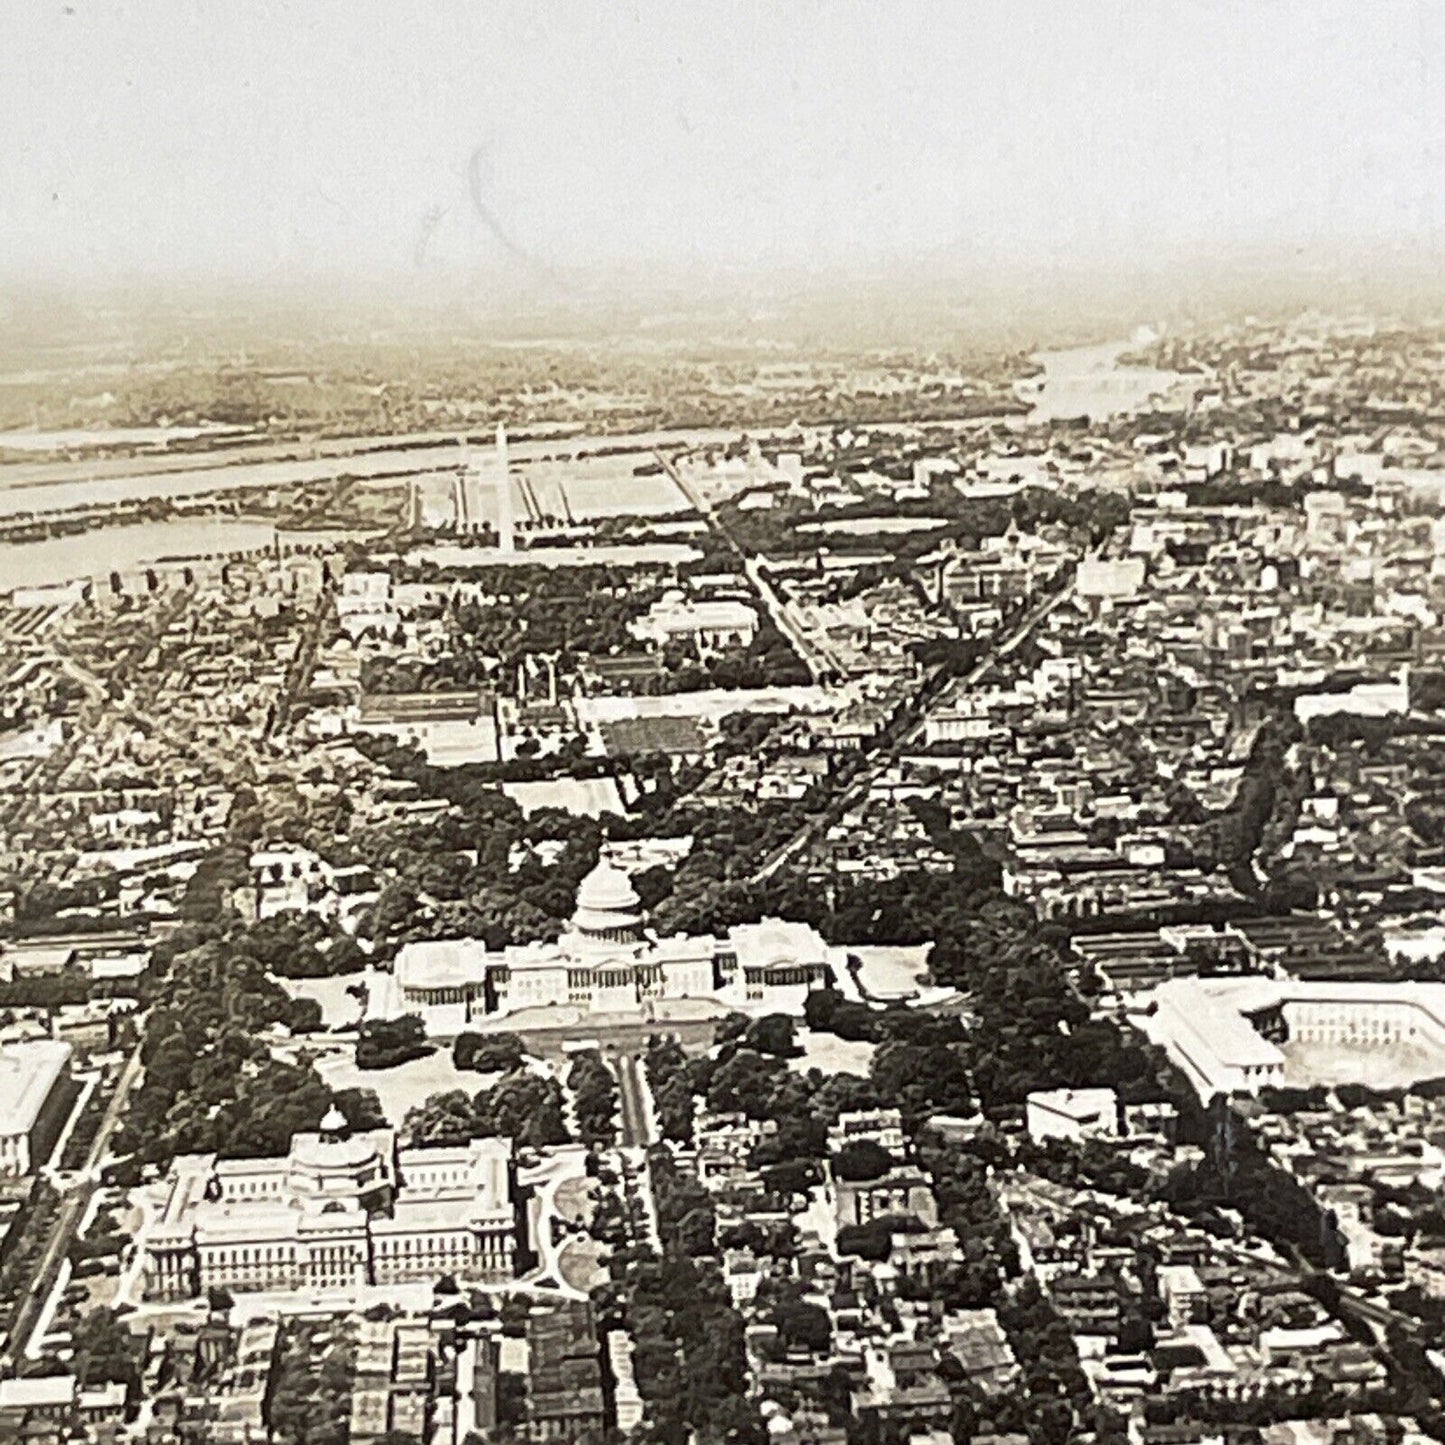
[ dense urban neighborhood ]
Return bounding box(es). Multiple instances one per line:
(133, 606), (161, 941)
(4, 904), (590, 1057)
(2, 302), (1445, 1445)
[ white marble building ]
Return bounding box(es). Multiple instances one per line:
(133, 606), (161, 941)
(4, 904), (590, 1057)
(142, 1110), (516, 1300)
(389, 860), (840, 1036)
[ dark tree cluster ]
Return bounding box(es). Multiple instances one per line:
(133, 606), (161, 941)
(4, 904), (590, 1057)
(355, 1014), (432, 1070)
(0, 1181), (61, 1338)
(346, 737), (607, 948)
(642, 1036), (694, 1144)
(406, 1070), (569, 1151)
(229, 912), (367, 980)
(656, 610), (810, 694)
(596, 1146), (766, 1445)
(568, 1050), (620, 1146)
(114, 935), (353, 1167)
(453, 1030), (526, 1074)
(267, 1320), (357, 1445)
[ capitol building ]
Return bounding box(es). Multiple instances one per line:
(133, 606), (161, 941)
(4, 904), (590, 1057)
(387, 860), (842, 1036)
(142, 1110), (517, 1300)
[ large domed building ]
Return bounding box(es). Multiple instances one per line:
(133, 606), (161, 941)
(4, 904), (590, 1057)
(570, 862), (645, 945)
(391, 856), (840, 1036)
(143, 1108), (517, 1301)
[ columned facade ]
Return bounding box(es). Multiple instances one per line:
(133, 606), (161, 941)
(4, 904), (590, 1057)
(143, 1113), (517, 1301)
(393, 861), (840, 1034)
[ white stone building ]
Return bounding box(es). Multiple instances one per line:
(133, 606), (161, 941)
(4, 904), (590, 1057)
(631, 595), (759, 652)
(1025, 1087), (1120, 1144)
(1143, 976), (1445, 1099)
(0, 1039), (76, 1176)
(391, 861), (839, 1035)
(143, 1110), (516, 1300)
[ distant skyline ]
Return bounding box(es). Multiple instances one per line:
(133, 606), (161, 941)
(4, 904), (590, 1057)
(4, 0), (1444, 295)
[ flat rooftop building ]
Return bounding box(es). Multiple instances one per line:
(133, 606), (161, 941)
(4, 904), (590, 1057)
(525, 1299), (605, 1442)
(632, 596), (759, 651)
(1026, 1087), (1120, 1144)
(0, 1039), (76, 1176)
(1142, 976), (1445, 1100)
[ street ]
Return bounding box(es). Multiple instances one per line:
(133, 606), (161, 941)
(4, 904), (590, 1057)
(615, 1053), (655, 1150)
(750, 562), (1084, 885)
(3, 1040), (145, 1369)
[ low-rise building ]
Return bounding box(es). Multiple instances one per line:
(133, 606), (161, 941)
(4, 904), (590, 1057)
(832, 1167), (938, 1231)
(0, 1038), (77, 1175)
(632, 596), (759, 651)
(524, 1299), (606, 1442)
(1026, 1087), (1120, 1144)
(828, 1109), (906, 1155)
(940, 1309), (1019, 1396)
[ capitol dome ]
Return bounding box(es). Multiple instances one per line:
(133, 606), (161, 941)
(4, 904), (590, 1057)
(572, 861), (643, 943)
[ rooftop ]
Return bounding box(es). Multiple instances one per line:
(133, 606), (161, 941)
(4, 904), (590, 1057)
(0, 1039), (72, 1139)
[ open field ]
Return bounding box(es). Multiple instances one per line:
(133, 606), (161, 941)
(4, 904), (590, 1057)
(553, 1175), (596, 1222)
(576, 685), (834, 726)
(502, 777), (625, 818)
(790, 1028), (876, 1077)
(313, 1049), (500, 1127)
(1282, 1040), (1445, 1092)
(557, 1237), (607, 1293)
(519, 460), (689, 521)
(278, 973), (367, 1030)
(849, 945), (932, 999)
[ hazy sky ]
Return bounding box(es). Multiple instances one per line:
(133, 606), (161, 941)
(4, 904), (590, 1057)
(4, 0), (1442, 288)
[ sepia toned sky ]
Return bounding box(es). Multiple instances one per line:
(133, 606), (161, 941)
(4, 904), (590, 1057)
(3, 0), (1442, 288)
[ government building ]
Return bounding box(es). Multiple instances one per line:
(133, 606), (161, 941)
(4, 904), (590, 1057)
(0, 1039), (77, 1177)
(388, 860), (841, 1036)
(142, 1110), (517, 1300)
(1142, 976), (1445, 1100)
